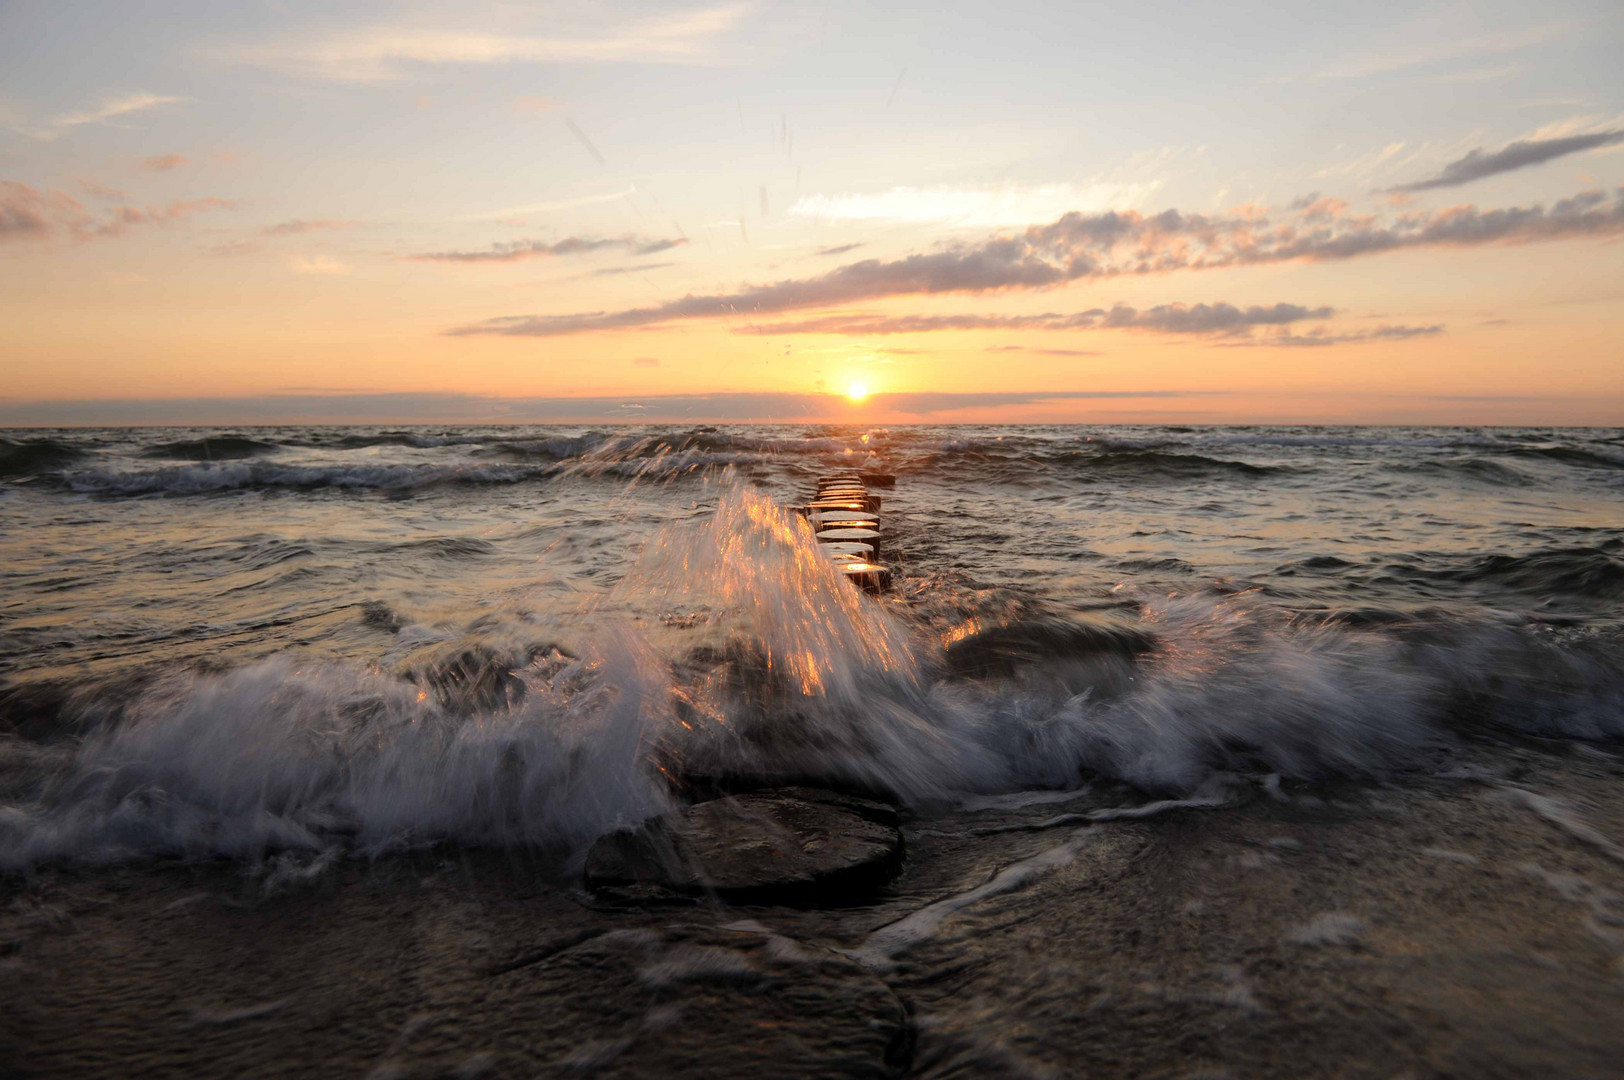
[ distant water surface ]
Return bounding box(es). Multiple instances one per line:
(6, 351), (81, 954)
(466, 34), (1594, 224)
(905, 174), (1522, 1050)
(1, 424), (1621, 868)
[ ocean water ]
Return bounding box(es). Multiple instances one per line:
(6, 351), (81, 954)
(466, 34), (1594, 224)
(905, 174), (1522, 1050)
(1, 423), (1621, 870)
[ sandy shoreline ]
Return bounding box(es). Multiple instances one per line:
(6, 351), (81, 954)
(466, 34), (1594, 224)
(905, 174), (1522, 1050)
(4, 736), (1623, 1079)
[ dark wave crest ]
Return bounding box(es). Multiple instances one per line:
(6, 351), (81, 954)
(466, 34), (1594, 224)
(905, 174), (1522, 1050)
(0, 438), (88, 477)
(1061, 449), (1286, 480)
(141, 436), (280, 461)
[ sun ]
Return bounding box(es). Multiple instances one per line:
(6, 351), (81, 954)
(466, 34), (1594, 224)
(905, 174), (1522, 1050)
(845, 380), (870, 402)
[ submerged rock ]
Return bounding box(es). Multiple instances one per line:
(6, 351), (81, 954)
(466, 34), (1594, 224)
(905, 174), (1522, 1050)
(585, 787), (904, 903)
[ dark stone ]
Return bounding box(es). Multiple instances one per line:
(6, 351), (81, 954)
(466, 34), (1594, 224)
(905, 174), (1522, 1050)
(943, 614), (1156, 679)
(585, 788), (904, 903)
(840, 563), (893, 594)
(410, 645), (528, 713)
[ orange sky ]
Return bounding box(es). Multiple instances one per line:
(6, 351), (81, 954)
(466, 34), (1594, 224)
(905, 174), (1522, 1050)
(3, 1), (1622, 424)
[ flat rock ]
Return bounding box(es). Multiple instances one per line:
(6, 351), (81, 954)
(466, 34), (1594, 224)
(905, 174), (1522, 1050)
(585, 788), (904, 903)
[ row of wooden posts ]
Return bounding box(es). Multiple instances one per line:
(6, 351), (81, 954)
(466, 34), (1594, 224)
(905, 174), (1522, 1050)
(792, 472), (895, 594)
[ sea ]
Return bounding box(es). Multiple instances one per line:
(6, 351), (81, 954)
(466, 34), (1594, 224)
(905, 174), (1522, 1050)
(1, 424), (1621, 872)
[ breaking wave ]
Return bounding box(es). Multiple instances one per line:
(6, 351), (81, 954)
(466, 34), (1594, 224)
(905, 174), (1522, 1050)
(53, 462), (559, 496)
(3, 487), (1620, 873)
(0, 437), (88, 477)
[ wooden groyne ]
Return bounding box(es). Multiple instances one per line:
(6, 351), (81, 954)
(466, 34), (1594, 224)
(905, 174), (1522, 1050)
(794, 472), (896, 593)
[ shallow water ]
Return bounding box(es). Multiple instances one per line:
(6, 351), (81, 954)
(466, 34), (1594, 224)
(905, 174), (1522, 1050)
(1, 424), (1621, 869)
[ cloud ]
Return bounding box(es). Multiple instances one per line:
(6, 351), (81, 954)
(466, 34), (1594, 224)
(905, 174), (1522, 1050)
(289, 255), (351, 275)
(3, 181), (236, 244)
(216, 5), (751, 82)
(411, 234), (687, 263)
(79, 181), (131, 202)
(1392, 130), (1624, 192)
(988, 345), (1104, 357)
(27, 92), (187, 142)
(447, 188), (1624, 337)
(1104, 302), (1334, 334)
(140, 153), (189, 172)
(513, 96), (555, 114)
(789, 181), (1164, 227)
(0, 182), (74, 242)
(463, 186), (638, 221)
(1313, 22), (1566, 80)
(261, 219), (353, 236)
(205, 240), (260, 257)
(813, 242), (866, 257)
(448, 243), (1088, 335)
(735, 312), (1098, 335)
(1222, 324), (1445, 348)
(588, 261), (678, 277)
(736, 302), (1335, 339)
(90, 197), (238, 238)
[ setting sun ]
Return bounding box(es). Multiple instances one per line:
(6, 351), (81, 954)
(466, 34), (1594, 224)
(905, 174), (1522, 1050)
(846, 381), (870, 402)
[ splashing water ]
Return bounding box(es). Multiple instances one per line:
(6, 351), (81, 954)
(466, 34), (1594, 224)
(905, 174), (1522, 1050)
(4, 478), (1619, 874)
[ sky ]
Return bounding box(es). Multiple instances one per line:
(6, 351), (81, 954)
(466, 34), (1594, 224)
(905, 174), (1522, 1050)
(2, 0), (1622, 425)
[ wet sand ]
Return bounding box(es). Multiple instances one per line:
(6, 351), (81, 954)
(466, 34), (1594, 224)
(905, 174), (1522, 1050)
(4, 737), (1623, 1079)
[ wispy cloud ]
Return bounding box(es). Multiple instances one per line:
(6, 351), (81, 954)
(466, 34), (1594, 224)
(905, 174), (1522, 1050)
(790, 181), (1164, 228)
(23, 92), (187, 142)
(587, 261), (678, 277)
(1313, 22), (1566, 80)
(261, 219), (354, 236)
(79, 180), (131, 202)
(462, 186), (638, 221)
(92, 198), (238, 239)
(735, 302), (1334, 337)
(2, 181), (236, 243)
(288, 254), (351, 275)
(1222, 324), (1444, 348)
(205, 240), (260, 257)
(1392, 130), (1624, 191)
(448, 189), (1624, 337)
(813, 242), (866, 257)
(0, 182), (71, 242)
(411, 235), (686, 263)
(989, 346), (1104, 357)
(215, 5), (752, 82)
(1106, 302), (1334, 335)
(139, 153), (189, 172)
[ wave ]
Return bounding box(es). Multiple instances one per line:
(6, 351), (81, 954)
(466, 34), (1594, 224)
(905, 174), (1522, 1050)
(4, 487), (1621, 872)
(381, 537), (498, 559)
(1062, 449), (1286, 480)
(312, 432), (503, 450)
(49, 447), (800, 496)
(53, 462), (559, 496)
(1385, 456), (1532, 486)
(0, 437), (88, 477)
(1510, 446), (1624, 471)
(1446, 545), (1624, 599)
(1277, 545), (1624, 603)
(1063, 431), (1509, 453)
(141, 436), (280, 461)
